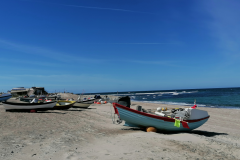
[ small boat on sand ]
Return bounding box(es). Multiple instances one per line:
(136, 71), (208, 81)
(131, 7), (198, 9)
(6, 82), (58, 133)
(52, 100), (75, 110)
(2, 101), (57, 112)
(72, 95), (94, 108)
(73, 101), (93, 108)
(112, 97), (210, 132)
(0, 94), (12, 102)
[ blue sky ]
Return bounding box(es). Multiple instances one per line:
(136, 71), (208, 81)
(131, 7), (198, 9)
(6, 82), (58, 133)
(1, 0), (240, 93)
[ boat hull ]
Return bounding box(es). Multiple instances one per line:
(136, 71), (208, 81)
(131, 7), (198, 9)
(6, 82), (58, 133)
(113, 103), (210, 132)
(0, 94), (12, 102)
(2, 101), (57, 110)
(52, 100), (75, 110)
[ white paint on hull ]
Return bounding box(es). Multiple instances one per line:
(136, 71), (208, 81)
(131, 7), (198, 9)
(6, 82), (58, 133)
(73, 102), (92, 108)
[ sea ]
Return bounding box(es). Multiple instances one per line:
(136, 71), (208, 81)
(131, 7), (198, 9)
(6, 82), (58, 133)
(85, 87), (240, 109)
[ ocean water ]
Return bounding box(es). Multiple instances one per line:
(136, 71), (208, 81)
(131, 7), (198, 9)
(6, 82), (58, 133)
(109, 87), (240, 109)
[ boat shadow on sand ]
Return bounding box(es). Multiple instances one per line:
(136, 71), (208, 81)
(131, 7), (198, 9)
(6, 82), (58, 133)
(5, 109), (84, 114)
(5, 110), (67, 114)
(33, 111), (67, 114)
(188, 130), (228, 137)
(71, 107), (97, 109)
(39, 109), (86, 113)
(121, 128), (228, 137)
(159, 130), (228, 137)
(63, 109), (85, 112)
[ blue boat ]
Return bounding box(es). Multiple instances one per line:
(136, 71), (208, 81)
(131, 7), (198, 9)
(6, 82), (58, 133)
(0, 94), (12, 102)
(112, 103), (210, 132)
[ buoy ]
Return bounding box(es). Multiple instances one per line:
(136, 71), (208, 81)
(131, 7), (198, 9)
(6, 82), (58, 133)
(104, 101), (107, 104)
(97, 102), (101, 104)
(146, 127), (157, 132)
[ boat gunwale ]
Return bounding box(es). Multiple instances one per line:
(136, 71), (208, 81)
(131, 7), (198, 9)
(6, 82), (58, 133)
(113, 103), (210, 123)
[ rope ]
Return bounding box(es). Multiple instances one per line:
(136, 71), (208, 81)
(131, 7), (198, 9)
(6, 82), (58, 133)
(114, 112), (115, 123)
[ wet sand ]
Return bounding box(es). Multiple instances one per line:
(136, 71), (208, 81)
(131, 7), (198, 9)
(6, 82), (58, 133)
(0, 94), (240, 160)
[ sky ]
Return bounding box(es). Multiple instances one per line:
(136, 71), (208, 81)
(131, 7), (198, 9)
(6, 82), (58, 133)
(1, 0), (240, 93)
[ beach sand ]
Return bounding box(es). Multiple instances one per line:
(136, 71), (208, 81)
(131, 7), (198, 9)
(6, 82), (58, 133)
(0, 93), (240, 160)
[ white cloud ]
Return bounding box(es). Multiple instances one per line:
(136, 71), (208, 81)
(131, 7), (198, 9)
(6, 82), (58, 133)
(97, 43), (175, 45)
(126, 60), (181, 67)
(201, 0), (240, 59)
(0, 58), (60, 67)
(20, 0), (157, 15)
(0, 38), (179, 67)
(0, 38), (105, 63)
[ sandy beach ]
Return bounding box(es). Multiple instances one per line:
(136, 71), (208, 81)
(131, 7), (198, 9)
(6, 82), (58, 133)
(0, 93), (240, 160)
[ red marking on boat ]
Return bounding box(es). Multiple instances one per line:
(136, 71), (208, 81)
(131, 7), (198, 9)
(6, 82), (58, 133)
(181, 121), (190, 129)
(191, 105), (197, 109)
(113, 103), (120, 117)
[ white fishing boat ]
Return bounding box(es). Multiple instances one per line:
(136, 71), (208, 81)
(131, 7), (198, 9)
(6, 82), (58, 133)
(112, 96), (210, 132)
(52, 100), (75, 110)
(2, 101), (57, 111)
(0, 94), (12, 102)
(73, 101), (93, 108)
(72, 95), (94, 108)
(113, 103), (210, 132)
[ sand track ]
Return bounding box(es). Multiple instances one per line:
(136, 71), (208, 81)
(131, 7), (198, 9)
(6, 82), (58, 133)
(0, 96), (240, 160)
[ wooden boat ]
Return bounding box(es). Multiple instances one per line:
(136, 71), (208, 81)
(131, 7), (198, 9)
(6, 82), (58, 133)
(112, 103), (210, 132)
(52, 100), (75, 110)
(2, 101), (57, 111)
(0, 94), (12, 102)
(73, 101), (93, 108)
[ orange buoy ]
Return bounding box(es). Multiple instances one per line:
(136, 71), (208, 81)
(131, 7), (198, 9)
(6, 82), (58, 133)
(146, 127), (157, 132)
(104, 101), (107, 104)
(97, 102), (101, 104)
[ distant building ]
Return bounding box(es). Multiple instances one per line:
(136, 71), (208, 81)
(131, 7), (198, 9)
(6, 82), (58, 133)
(31, 87), (48, 95)
(11, 87), (48, 97)
(11, 87), (29, 96)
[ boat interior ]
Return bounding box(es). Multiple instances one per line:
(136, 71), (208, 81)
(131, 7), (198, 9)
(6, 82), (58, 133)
(116, 96), (209, 120)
